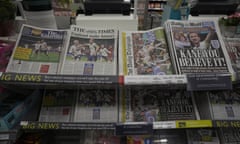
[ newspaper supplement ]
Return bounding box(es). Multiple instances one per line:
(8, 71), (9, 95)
(6, 24), (68, 74)
(121, 27), (174, 75)
(60, 25), (118, 75)
(165, 20), (234, 75)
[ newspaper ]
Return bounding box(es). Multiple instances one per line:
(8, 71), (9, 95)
(119, 87), (199, 122)
(60, 25), (118, 75)
(120, 27), (174, 76)
(186, 128), (220, 144)
(6, 24), (68, 74)
(38, 89), (76, 122)
(73, 88), (118, 122)
(164, 19), (234, 76)
(194, 90), (240, 120)
(223, 37), (240, 79)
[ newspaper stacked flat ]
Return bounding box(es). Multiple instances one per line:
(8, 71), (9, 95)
(73, 88), (118, 122)
(119, 27), (174, 76)
(38, 89), (76, 122)
(164, 19), (234, 75)
(6, 24), (68, 74)
(60, 25), (118, 75)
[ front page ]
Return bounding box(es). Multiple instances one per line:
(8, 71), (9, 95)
(223, 37), (240, 79)
(119, 87), (198, 122)
(6, 24), (68, 74)
(73, 88), (118, 122)
(120, 27), (174, 76)
(165, 20), (234, 75)
(60, 25), (118, 75)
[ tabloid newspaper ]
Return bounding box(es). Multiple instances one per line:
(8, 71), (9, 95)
(119, 27), (174, 76)
(119, 87), (199, 122)
(164, 19), (234, 75)
(60, 25), (118, 75)
(6, 24), (68, 74)
(223, 37), (240, 79)
(73, 88), (118, 122)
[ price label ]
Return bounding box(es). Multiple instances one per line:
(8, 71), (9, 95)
(125, 75), (187, 85)
(0, 134), (9, 140)
(187, 73), (232, 91)
(20, 121), (28, 126)
(176, 120), (212, 128)
(153, 121), (176, 129)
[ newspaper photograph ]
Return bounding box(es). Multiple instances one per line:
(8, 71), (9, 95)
(6, 24), (68, 74)
(121, 27), (174, 76)
(73, 88), (118, 122)
(60, 25), (118, 75)
(119, 87), (198, 122)
(165, 20), (234, 75)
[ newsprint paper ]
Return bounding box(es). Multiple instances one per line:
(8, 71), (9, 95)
(60, 25), (118, 75)
(6, 24), (68, 74)
(164, 19), (234, 75)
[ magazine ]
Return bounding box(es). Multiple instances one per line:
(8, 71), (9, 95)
(164, 19), (234, 75)
(127, 135), (152, 144)
(51, 0), (75, 17)
(73, 87), (118, 122)
(6, 24), (68, 74)
(60, 25), (118, 75)
(0, 40), (15, 72)
(133, 0), (149, 30)
(119, 87), (199, 122)
(78, 130), (120, 144)
(120, 27), (174, 76)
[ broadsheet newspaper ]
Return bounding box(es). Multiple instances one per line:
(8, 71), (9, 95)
(60, 25), (118, 75)
(6, 24), (68, 74)
(38, 89), (76, 122)
(208, 90), (240, 120)
(120, 27), (174, 76)
(165, 20), (234, 75)
(73, 88), (118, 122)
